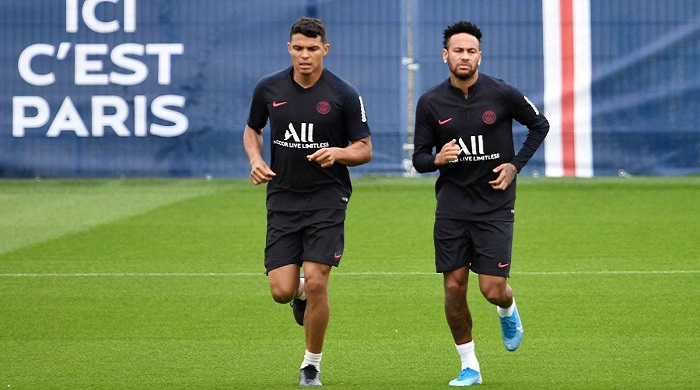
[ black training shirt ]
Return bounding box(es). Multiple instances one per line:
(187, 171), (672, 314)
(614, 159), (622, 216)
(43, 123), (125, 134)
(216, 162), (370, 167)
(412, 74), (549, 221)
(248, 67), (371, 211)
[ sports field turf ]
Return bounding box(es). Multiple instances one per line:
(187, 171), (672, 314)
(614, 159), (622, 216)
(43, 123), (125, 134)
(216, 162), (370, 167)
(1, 176), (698, 389)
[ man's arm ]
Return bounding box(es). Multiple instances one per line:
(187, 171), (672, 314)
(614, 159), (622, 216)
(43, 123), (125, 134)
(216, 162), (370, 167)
(412, 96), (444, 173)
(243, 125), (275, 184)
(490, 91), (550, 191)
(510, 94), (550, 172)
(306, 136), (372, 168)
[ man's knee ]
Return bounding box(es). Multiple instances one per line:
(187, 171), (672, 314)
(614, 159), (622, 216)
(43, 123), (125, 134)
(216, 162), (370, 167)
(267, 264), (301, 303)
(270, 285), (296, 303)
(443, 270), (468, 298)
(479, 277), (511, 305)
(480, 286), (502, 303)
(303, 276), (327, 298)
(301, 262), (331, 298)
(444, 280), (466, 299)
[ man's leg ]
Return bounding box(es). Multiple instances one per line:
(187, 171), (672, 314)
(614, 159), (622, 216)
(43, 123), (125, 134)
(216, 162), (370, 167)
(477, 274), (512, 307)
(302, 261), (331, 353)
(444, 267), (472, 345)
(267, 264), (302, 304)
(444, 267), (482, 386)
(478, 274), (523, 351)
(297, 261), (330, 386)
(265, 209), (304, 305)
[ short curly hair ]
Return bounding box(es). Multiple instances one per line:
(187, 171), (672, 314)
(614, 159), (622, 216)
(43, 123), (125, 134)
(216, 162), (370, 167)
(443, 21), (482, 49)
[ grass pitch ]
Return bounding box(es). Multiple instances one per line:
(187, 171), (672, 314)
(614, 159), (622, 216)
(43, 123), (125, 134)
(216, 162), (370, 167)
(0, 176), (698, 389)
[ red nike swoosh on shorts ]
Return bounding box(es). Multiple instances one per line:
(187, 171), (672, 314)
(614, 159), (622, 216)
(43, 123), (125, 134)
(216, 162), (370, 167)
(438, 117), (453, 125)
(272, 101), (287, 107)
(334, 253), (342, 259)
(497, 262), (510, 268)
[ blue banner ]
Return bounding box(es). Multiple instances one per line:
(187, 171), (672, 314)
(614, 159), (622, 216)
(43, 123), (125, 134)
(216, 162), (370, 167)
(0, 0), (698, 178)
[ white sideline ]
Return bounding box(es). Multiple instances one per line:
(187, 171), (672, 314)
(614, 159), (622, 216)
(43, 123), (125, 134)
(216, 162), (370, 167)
(0, 270), (698, 277)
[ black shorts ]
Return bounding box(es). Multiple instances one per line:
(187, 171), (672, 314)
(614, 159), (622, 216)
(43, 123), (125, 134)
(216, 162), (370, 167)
(265, 208), (345, 273)
(433, 218), (513, 277)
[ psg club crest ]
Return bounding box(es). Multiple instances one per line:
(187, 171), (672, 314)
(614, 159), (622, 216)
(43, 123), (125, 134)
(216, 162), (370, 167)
(482, 110), (496, 124)
(316, 101), (331, 115)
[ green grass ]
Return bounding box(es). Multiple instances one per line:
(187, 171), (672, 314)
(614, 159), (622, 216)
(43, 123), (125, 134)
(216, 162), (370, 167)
(1, 176), (699, 389)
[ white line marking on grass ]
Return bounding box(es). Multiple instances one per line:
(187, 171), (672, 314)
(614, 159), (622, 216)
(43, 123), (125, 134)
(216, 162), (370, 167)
(338, 270), (700, 276)
(0, 272), (264, 277)
(0, 270), (699, 277)
(518, 270), (700, 275)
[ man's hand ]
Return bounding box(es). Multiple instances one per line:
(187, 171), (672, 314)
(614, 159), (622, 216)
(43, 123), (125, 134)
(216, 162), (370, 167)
(435, 139), (461, 165)
(489, 163), (517, 190)
(249, 158), (276, 185)
(307, 147), (341, 168)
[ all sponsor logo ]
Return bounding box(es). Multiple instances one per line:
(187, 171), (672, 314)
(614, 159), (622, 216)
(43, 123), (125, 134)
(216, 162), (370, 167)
(285, 122), (313, 143)
(453, 135), (500, 162)
(274, 122), (329, 149)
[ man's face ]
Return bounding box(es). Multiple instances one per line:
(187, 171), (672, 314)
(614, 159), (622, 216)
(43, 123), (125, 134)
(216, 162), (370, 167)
(287, 33), (329, 77)
(443, 33), (481, 81)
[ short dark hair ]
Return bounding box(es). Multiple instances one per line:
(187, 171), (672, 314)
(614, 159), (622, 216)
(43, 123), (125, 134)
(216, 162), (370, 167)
(443, 21), (482, 49)
(290, 17), (327, 43)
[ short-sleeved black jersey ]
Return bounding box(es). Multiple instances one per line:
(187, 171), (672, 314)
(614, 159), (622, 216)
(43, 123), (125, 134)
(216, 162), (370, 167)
(412, 74), (549, 221)
(247, 67), (371, 211)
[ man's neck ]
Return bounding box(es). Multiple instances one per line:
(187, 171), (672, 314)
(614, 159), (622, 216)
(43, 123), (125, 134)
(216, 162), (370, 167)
(293, 69), (323, 89)
(450, 72), (478, 97)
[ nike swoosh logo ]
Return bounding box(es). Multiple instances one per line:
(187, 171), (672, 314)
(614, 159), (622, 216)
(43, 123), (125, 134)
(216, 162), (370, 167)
(272, 101), (287, 107)
(334, 253), (342, 259)
(438, 117), (453, 125)
(497, 262), (510, 268)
